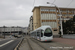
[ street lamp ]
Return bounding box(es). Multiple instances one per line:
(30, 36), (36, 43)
(3, 26), (5, 39)
(47, 2), (63, 36)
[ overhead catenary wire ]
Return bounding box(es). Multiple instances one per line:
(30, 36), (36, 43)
(31, 0), (35, 17)
(50, 0), (56, 6)
(52, 0), (56, 4)
(52, 0), (56, 28)
(67, 0), (73, 7)
(33, 0), (35, 7)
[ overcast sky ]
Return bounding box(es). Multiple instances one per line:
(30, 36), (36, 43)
(0, 0), (75, 27)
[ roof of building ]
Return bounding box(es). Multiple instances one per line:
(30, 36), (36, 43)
(32, 6), (75, 12)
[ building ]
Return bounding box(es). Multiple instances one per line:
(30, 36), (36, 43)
(22, 27), (28, 35)
(32, 6), (75, 37)
(30, 16), (33, 32)
(0, 26), (25, 35)
(28, 24), (30, 35)
(28, 16), (33, 35)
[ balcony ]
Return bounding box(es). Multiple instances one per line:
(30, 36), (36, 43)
(57, 18), (71, 20)
(41, 11), (56, 14)
(68, 12), (73, 14)
(61, 12), (67, 14)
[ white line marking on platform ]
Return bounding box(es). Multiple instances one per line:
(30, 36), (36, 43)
(0, 40), (14, 47)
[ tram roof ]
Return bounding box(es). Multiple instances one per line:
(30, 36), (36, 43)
(31, 25), (52, 33)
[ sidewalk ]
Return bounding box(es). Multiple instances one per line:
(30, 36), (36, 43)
(53, 38), (75, 46)
(0, 36), (15, 41)
(0, 38), (8, 41)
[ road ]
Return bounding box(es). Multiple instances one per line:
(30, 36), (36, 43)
(0, 38), (22, 50)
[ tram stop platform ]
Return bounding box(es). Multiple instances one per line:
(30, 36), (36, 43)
(53, 38), (75, 46)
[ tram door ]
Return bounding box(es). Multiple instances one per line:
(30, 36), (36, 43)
(37, 30), (41, 40)
(34, 31), (36, 39)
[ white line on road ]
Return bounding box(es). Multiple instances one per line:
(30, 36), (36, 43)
(0, 40), (14, 47)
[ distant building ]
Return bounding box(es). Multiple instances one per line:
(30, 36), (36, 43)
(0, 26), (27, 35)
(30, 16), (33, 32)
(28, 16), (33, 35)
(32, 6), (75, 37)
(22, 27), (28, 35)
(28, 24), (30, 35)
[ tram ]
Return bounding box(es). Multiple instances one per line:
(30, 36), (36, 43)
(30, 25), (53, 41)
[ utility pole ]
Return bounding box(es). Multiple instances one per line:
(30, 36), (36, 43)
(3, 26), (5, 39)
(47, 2), (63, 37)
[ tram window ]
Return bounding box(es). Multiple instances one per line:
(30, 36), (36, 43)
(44, 28), (52, 37)
(31, 32), (34, 36)
(37, 30), (40, 36)
(41, 30), (43, 37)
(33, 32), (35, 36)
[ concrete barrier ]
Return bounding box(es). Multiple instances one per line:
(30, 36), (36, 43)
(63, 34), (75, 39)
(14, 38), (24, 50)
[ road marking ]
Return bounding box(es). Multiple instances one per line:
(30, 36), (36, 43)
(0, 40), (14, 47)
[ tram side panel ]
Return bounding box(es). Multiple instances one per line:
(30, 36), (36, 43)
(30, 26), (53, 41)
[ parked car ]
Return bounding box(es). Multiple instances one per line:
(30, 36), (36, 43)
(14, 35), (22, 38)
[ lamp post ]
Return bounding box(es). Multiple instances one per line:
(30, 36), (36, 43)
(3, 26), (5, 39)
(47, 2), (63, 37)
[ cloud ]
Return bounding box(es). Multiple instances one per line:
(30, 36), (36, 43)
(0, 20), (28, 27)
(0, 0), (75, 27)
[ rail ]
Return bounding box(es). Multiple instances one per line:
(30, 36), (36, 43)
(30, 38), (47, 50)
(26, 38), (33, 50)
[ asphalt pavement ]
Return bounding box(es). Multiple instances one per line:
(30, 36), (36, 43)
(0, 37), (22, 50)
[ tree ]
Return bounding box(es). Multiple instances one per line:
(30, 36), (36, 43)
(62, 15), (75, 34)
(73, 15), (75, 33)
(73, 15), (75, 22)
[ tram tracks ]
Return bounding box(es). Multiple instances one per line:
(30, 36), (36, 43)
(26, 36), (45, 50)
(30, 38), (75, 50)
(26, 38), (33, 50)
(30, 38), (48, 50)
(19, 36), (75, 50)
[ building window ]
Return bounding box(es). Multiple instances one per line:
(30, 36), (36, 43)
(50, 9), (56, 12)
(54, 29), (57, 31)
(45, 9), (49, 11)
(41, 9), (44, 11)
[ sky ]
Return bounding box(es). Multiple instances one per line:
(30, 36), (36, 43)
(0, 0), (75, 27)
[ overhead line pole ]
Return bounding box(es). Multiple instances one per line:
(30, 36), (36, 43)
(47, 2), (63, 37)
